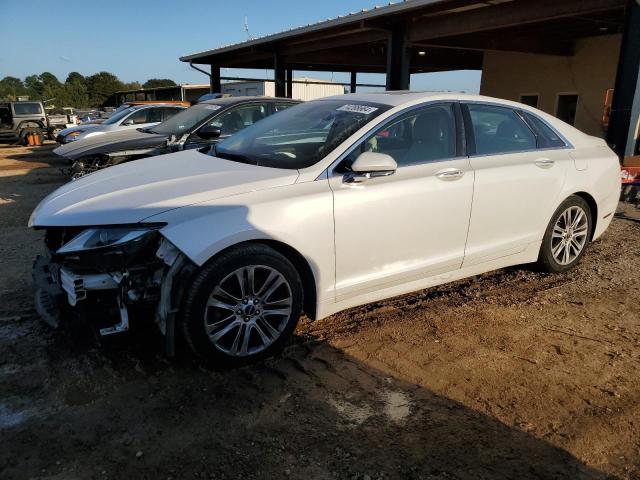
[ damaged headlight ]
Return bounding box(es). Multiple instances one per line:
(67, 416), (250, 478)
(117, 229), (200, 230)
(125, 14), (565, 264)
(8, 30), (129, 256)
(57, 225), (164, 254)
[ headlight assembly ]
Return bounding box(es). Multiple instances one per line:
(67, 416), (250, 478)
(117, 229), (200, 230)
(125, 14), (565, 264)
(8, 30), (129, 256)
(57, 225), (164, 254)
(66, 131), (83, 141)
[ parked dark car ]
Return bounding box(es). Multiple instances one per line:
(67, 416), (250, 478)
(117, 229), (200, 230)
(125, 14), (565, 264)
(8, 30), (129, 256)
(54, 97), (300, 178)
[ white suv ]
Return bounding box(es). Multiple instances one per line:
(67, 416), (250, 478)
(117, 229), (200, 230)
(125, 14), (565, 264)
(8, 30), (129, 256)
(30, 92), (621, 366)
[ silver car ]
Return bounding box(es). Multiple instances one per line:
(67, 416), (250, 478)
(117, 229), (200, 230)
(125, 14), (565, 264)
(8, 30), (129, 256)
(56, 104), (185, 144)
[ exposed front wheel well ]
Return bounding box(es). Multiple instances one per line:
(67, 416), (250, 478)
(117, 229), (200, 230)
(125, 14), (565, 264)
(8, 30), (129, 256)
(572, 191), (598, 241)
(206, 240), (318, 320)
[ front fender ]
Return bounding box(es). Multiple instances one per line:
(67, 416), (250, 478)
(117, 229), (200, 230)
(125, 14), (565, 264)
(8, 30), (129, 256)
(150, 181), (336, 305)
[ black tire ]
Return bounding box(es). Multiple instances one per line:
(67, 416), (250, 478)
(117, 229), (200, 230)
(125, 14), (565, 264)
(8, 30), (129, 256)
(537, 195), (592, 273)
(181, 243), (303, 367)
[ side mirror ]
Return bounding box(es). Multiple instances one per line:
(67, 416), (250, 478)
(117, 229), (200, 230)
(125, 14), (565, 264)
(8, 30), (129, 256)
(197, 125), (221, 140)
(122, 119), (134, 126)
(344, 151), (397, 183)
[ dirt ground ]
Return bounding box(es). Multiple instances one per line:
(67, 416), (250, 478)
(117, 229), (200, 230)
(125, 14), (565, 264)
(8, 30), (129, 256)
(1, 142), (639, 480)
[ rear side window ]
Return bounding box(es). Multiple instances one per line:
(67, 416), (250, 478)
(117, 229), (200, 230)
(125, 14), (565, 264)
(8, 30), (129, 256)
(521, 112), (567, 148)
(146, 108), (164, 123)
(163, 108), (182, 121)
(13, 102), (42, 115)
(467, 104), (536, 155)
(126, 109), (152, 125)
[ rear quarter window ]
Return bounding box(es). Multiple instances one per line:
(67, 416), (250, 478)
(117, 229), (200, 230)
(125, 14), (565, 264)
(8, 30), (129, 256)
(13, 103), (42, 115)
(521, 112), (568, 148)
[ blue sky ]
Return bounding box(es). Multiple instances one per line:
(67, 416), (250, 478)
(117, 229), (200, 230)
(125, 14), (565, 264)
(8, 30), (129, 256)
(0, 0), (481, 93)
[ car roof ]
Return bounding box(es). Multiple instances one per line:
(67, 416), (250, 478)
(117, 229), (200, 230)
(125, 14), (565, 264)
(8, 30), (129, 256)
(200, 96), (299, 106)
(129, 103), (186, 109)
(316, 91), (535, 109)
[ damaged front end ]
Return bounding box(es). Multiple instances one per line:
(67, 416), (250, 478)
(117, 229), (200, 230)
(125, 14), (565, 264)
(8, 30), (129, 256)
(33, 224), (194, 354)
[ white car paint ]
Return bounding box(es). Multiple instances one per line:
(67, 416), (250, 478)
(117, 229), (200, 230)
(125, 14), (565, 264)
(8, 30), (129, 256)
(30, 92), (621, 321)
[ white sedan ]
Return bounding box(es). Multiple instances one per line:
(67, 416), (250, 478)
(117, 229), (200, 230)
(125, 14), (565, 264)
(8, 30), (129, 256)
(29, 92), (621, 365)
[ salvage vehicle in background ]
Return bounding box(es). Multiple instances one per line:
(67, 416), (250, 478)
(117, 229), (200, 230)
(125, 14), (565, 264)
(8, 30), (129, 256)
(0, 100), (48, 144)
(46, 107), (80, 139)
(55, 103), (185, 145)
(29, 92), (621, 366)
(54, 96), (299, 178)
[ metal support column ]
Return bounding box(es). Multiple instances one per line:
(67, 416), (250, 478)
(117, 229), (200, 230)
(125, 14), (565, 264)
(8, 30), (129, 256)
(286, 68), (293, 98)
(606, 0), (640, 159)
(210, 65), (221, 94)
(350, 72), (357, 93)
(274, 53), (286, 97)
(386, 24), (410, 91)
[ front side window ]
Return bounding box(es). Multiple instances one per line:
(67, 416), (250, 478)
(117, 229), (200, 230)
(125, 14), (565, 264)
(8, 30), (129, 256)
(467, 104), (536, 155)
(103, 107), (136, 125)
(214, 100), (390, 169)
(208, 104), (268, 136)
(343, 104), (456, 168)
(13, 102), (42, 115)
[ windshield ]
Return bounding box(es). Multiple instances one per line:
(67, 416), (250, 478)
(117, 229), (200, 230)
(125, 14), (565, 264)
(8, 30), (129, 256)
(213, 100), (390, 169)
(103, 107), (136, 125)
(150, 103), (223, 135)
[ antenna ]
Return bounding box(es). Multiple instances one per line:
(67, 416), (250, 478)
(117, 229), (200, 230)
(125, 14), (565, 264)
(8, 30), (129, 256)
(244, 15), (254, 40)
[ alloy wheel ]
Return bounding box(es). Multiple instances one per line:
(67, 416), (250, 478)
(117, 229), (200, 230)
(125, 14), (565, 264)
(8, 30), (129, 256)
(203, 265), (293, 357)
(551, 205), (589, 266)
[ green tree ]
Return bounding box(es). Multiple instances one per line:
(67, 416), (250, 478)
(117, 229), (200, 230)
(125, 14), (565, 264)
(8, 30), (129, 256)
(142, 78), (176, 89)
(64, 72), (89, 108)
(0, 76), (27, 100)
(39, 72), (62, 105)
(85, 71), (124, 107)
(24, 74), (44, 98)
(122, 81), (142, 91)
(65, 72), (85, 84)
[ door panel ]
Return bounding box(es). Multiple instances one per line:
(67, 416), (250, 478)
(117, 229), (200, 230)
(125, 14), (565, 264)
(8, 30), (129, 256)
(462, 103), (569, 266)
(330, 103), (473, 301)
(464, 151), (568, 266)
(330, 159), (473, 300)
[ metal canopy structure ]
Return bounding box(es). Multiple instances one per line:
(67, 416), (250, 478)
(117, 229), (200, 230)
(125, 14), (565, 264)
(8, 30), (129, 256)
(180, 0), (639, 156)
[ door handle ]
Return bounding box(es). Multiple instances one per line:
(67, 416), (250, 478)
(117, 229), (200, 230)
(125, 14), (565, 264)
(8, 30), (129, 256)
(534, 158), (555, 169)
(435, 168), (464, 181)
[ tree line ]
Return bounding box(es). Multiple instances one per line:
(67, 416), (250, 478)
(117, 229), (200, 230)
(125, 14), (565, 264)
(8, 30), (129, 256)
(0, 72), (177, 108)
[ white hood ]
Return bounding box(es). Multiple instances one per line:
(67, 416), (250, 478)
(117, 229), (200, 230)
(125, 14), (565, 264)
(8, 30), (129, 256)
(29, 150), (299, 227)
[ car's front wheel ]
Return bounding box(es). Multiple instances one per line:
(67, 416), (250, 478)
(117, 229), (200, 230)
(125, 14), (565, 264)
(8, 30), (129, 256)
(181, 244), (303, 366)
(537, 195), (592, 273)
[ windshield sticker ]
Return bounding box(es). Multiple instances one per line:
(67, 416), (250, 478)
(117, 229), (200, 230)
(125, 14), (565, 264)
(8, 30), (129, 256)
(337, 104), (379, 115)
(204, 105), (222, 111)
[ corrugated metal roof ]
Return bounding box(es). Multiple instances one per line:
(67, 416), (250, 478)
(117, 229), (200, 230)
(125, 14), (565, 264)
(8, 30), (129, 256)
(179, 0), (451, 62)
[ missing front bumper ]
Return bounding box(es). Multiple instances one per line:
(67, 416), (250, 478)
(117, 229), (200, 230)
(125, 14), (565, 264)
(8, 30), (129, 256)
(32, 254), (127, 334)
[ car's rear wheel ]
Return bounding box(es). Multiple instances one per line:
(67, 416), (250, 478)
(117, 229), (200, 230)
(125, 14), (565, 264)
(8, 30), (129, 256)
(537, 195), (591, 273)
(181, 244), (303, 366)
